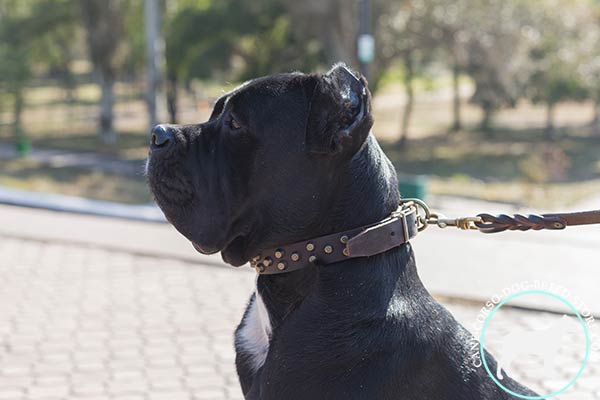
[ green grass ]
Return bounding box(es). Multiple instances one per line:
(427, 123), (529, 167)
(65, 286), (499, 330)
(29, 131), (151, 159)
(0, 158), (152, 204)
(382, 127), (600, 208)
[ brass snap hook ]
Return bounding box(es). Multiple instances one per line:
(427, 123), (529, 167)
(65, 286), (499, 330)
(399, 198), (483, 231)
(428, 215), (483, 230)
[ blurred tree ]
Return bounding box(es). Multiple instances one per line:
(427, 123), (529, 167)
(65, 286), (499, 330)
(0, 0), (73, 147)
(285, 0), (398, 88)
(33, 3), (77, 103)
(164, 0), (322, 123)
(236, 12), (323, 80)
(525, 0), (589, 139)
(78, 0), (128, 144)
(577, 2), (600, 135)
(123, 0), (146, 77)
(285, 0), (357, 66)
(423, 0), (470, 133)
(376, 1), (437, 146)
(582, 56), (600, 135)
(165, 0), (245, 123)
(463, 0), (535, 135)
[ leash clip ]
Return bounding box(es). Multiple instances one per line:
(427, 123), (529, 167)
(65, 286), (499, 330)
(428, 214), (483, 230)
(400, 198), (482, 231)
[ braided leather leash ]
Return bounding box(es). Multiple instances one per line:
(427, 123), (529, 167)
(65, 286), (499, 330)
(403, 199), (600, 234)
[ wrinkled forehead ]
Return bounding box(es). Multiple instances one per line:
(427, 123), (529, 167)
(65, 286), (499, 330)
(233, 73), (303, 103)
(215, 73), (306, 115)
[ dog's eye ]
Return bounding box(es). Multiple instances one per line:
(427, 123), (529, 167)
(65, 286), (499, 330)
(229, 116), (242, 130)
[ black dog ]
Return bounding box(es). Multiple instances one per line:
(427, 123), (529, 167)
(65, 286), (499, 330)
(147, 64), (538, 399)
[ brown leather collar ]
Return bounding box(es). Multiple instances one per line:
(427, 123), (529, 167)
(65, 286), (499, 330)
(249, 202), (419, 275)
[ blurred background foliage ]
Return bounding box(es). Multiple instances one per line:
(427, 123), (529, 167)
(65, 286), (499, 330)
(1, 0), (600, 207)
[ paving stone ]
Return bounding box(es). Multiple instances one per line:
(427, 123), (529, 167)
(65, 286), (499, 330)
(0, 376), (33, 389)
(148, 391), (192, 400)
(70, 381), (107, 397)
(184, 376), (227, 390)
(33, 374), (70, 387)
(107, 379), (148, 396)
(27, 384), (70, 399)
(1, 234), (598, 399)
(192, 388), (226, 400)
(112, 394), (147, 400)
(75, 361), (108, 374)
(224, 386), (245, 400)
(1, 365), (33, 378)
(113, 395), (146, 400)
(0, 388), (25, 400)
(33, 362), (73, 377)
(145, 368), (185, 382)
(111, 369), (145, 382)
(149, 378), (183, 391)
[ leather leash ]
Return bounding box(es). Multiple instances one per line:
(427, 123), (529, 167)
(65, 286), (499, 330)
(249, 198), (600, 275)
(410, 198), (600, 233)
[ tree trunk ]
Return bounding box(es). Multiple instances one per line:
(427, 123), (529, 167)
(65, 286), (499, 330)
(167, 73), (178, 124)
(12, 88), (30, 156)
(481, 105), (494, 138)
(593, 101), (600, 136)
(399, 53), (414, 147)
(545, 103), (556, 140)
(98, 69), (116, 145)
(323, 0), (358, 67)
(57, 38), (76, 104)
(13, 88), (24, 138)
(450, 63), (461, 133)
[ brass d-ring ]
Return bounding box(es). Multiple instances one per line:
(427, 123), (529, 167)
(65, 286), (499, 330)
(400, 198), (432, 232)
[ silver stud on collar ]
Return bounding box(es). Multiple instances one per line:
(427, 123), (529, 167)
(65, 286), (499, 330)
(342, 248), (349, 257)
(277, 261), (286, 271)
(306, 243), (315, 251)
(324, 245), (333, 254)
(291, 252), (300, 262)
(274, 249), (284, 259)
(340, 235), (348, 244)
(308, 255), (317, 263)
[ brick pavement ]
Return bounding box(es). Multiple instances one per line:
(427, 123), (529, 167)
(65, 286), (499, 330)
(0, 235), (598, 399)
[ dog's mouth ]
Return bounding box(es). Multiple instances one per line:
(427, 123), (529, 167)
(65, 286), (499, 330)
(191, 234), (248, 266)
(221, 235), (249, 266)
(191, 241), (220, 255)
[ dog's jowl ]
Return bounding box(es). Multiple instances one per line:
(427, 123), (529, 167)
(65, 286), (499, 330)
(147, 64), (538, 399)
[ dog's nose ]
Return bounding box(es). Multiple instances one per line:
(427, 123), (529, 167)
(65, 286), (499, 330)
(150, 124), (174, 151)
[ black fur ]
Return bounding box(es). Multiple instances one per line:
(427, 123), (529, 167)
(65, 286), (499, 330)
(147, 65), (538, 399)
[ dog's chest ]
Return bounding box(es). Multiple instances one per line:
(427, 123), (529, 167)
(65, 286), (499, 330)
(235, 291), (272, 372)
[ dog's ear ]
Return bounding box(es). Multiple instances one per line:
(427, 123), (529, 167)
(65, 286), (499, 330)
(303, 64), (373, 156)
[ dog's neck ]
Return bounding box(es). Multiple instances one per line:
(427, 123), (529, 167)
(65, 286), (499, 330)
(328, 134), (401, 231)
(257, 134), (420, 330)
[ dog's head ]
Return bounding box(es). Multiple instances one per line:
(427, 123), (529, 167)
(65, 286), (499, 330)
(146, 64), (373, 266)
